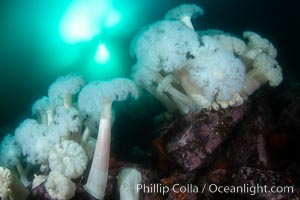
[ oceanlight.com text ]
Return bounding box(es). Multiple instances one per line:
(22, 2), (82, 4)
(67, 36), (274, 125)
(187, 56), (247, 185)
(136, 183), (294, 196)
(208, 184), (294, 196)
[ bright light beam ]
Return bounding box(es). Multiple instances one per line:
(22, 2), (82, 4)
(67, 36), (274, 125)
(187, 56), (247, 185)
(59, 0), (122, 44)
(94, 43), (110, 64)
(59, 1), (101, 43)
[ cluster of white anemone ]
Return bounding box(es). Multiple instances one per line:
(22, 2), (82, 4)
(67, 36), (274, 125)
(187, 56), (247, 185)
(131, 4), (283, 115)
(0, 74), (89, 200)
(0, 73), (140, 200)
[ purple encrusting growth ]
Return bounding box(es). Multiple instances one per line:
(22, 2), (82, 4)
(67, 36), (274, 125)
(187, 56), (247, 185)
(162, 102), (250, 171)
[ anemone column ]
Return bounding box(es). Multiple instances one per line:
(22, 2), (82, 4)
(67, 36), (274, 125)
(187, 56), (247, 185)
(84, 101), (112, 200)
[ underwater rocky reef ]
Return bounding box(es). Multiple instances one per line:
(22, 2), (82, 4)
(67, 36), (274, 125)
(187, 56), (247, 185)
(1, 3), (300, 200)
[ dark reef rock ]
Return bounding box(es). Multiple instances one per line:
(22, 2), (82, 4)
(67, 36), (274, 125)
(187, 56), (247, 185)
(160, 171), (197, 200)
(231, 167), (299, 200)
(197, 168), (232, 200)
(167, 189), (198, 200)
(196, 166), (300, 200)
(161, 102), (251, 171)
(224, 111), (272, 169)
(279, 97), (300, 159)
(279, 97), (300, 135)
